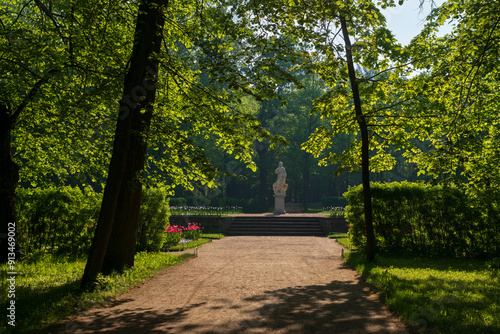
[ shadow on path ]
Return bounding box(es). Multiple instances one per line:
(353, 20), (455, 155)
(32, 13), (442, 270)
(43, 298), (207, 333)
(208, 280), (406, 334)
(41, 237), (408, 334)
(48, 279), (407, 334)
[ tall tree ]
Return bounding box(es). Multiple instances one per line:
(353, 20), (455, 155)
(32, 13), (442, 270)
(401, 0), (500, 192)
(0, 0), (129, 261)
(82, 0), (168, 283)
(82, 0), (295, 285)
(238, 0), (406, 259)
(0, 72), (56, 260)
(339, 15), (375, 259)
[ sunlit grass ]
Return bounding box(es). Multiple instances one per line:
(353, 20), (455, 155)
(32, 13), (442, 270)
(200, 233), (225, 239)
(328, 233), (352, 249)
(346, 252), (500, 333)
(165, 238), (212, 251)
(0, 252), (192, 332)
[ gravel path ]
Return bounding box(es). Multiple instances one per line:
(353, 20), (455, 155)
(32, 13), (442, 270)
(56, 237), (409, 333)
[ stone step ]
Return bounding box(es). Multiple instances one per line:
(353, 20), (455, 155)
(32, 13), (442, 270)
(226, 231), (324, 236)
(229, 221), (322, 226)
(233, 216), (319, 221)
(228, 226), (324, 232)
(226, 216), (325, 236)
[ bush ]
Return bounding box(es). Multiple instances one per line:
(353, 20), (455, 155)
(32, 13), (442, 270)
(136, 187), (171, 252)
(17, 185), (172, 255)
(16, 186), (102, 256)
(345, 182), (500, 257)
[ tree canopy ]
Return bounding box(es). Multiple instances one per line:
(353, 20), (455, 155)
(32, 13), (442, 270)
(2, 0), (499, 267)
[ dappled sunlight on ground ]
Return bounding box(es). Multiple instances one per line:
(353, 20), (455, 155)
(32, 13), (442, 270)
(50, 237), (408, 333)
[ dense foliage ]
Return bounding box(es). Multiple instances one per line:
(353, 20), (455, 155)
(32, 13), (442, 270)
(16, 186), (102, 256)
(345, 182), (500, 257)
(2, 0), (500, 271)
(3, 0), (129, 187)
(401, 0), (500, 191)
(16, 186), (174, 255)
(136, 187), (171, 253)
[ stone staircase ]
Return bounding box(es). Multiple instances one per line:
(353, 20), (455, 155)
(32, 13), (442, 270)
(226, 216), (325, 236)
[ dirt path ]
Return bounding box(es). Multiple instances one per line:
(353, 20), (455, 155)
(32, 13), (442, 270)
(56, 237), (409, 333)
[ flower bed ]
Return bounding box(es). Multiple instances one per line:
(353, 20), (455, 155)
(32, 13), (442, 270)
(163, 223), (203, 248)
(323, 206), (346, 217)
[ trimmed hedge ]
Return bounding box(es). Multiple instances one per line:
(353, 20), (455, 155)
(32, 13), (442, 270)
(345, 182), (500, 257)
(16, 186), (102, 255)
(136, 187), (170, 252)
(16, 186), (171, 255)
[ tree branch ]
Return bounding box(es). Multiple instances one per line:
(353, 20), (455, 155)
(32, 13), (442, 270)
(459, 16), (500, 108)
(9, 69), (59, 126)
(34, 0), (66, 43)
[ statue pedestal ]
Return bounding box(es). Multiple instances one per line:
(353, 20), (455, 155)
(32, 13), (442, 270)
(273, 194), (286, 215)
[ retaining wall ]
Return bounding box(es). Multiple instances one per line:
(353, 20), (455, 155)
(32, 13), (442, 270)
(169, 215), (349, 235)
(318, 217), (349, 234)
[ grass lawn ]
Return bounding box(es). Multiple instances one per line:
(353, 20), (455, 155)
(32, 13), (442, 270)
(200, 233), (225, 239)
(164, 234), (225, 252)
(328, 233), (352, 249)
(165, 238), (212, 251)
(0, 251), (192, 332)
(346, 252), (500, 334)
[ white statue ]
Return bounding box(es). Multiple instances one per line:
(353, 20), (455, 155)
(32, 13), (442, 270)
(273, 161), (288, 195)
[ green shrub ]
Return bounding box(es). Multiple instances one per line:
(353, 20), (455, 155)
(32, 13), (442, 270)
(16, 186), (102, 256)
(136, 187), (171, 252)
(345, 182), (499, 257)
(17, 185), (172, 255)
(487, 257), (500, 270)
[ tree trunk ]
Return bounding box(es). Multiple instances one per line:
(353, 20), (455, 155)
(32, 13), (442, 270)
(102, 102), (153, 273)
(81, 0), (167, 287)
(340, 16), (376, 260)
(0, 105), (20, 262)
(0, 69), (58, 262)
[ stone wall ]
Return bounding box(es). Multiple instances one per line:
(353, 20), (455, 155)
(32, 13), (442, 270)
(318, 217), (349, 234)
(169, 215), (349, 235)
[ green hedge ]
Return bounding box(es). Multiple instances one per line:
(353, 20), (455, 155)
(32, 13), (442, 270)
(136, 187), (170, 252)
(345, 182), (500, 257)
(16, 186), (102, 256)
(16, 186), (171, 255)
